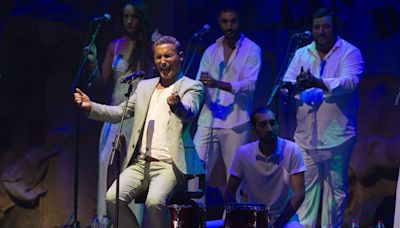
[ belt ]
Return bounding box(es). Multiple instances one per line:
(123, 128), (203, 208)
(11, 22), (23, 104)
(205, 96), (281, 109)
(144, 156), (159, 162)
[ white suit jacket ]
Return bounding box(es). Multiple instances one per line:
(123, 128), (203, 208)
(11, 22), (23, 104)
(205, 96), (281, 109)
(89, 76), (205, 175)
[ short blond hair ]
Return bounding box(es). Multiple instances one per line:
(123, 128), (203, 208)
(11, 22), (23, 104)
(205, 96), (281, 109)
(152, 35), (181, 53)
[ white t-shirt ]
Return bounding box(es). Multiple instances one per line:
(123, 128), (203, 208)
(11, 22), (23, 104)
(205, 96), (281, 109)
(230, 137), (306, 218)
(139, 85), (175, 161)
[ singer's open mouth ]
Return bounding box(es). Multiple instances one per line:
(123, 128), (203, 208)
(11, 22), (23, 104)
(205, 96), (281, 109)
(160, 66), (171, 76)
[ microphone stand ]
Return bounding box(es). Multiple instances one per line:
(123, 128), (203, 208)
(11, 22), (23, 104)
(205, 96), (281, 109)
(65, 21), (103, 228)
(266, 35), (305, 107)
(109, 79), (136, 228)
(183, 36), (203, 76)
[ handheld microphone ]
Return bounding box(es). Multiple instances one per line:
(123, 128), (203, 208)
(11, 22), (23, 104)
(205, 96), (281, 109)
(92, 13), (111, 22)
(192, 24), (211, 38)
(293, 31), (311, 39)
(121, 71), (145, 83)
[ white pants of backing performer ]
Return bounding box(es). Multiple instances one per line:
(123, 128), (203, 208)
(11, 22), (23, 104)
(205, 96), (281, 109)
(296, 137), (356, 227)
(394, 168), (400, 227)
(193, 124), (250, 206)
(194, 124), (250, 184)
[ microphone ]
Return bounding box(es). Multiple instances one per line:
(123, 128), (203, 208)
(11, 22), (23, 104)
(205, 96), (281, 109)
(192, 24), (211, 38)
(121, 71), (145, 83)
(92, 13), (111, 22)
(293, 31), (311, 39)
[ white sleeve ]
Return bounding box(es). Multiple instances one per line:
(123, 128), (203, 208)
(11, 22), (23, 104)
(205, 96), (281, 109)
(230, 45), (261, 94)
(289, 144), (306, 175)
(230, 146), (245, 178)
(322, 48), (364, 96)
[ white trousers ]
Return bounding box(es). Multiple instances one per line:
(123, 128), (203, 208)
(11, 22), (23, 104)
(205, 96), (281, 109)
(297, 137), (356, 228)
(194, 124), (250, 185)
(106, 159), (178, 228)
(394, 168), (400, 227)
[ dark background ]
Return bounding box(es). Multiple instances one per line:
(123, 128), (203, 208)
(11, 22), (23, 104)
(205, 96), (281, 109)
(0, 0), (399, 227)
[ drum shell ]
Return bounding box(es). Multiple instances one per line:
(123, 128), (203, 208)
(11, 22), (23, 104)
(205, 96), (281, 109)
(168, 203), (205, 228)
(224, 203), (269, 228)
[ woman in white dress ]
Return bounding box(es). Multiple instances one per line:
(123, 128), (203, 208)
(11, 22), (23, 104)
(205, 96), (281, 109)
(87, 1), (153, 221)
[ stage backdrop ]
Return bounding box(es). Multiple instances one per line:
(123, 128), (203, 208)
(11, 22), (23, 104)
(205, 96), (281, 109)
(0, 0), (399, 227)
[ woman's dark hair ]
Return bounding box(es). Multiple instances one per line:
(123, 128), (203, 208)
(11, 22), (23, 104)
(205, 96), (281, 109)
(122, 1), (152, 75)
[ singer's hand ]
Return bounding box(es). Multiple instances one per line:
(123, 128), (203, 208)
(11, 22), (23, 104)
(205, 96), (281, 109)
(199, 72), (217, 88)
(167, 91), (181, 112)
(74, 88), (92, 111)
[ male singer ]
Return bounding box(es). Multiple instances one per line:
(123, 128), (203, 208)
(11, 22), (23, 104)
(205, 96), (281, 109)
(282, 8), (364, 227)
(74, 35), (204, 228)
(194, 5), (261, 206)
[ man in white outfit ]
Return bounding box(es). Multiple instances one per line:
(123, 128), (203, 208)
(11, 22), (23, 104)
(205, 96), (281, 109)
(282, 8), (364, 227)
(194, 6), (261, 212)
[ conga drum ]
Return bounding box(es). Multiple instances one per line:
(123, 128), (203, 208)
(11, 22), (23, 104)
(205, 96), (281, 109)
(224, 203), (270, 228)
(168, 203), (205, 228)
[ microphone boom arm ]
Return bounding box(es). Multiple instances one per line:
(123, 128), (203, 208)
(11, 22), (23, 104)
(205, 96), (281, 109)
(266, 34), (305, 106)
(183, 36), (202, 76)
(70, 21), (103, 92)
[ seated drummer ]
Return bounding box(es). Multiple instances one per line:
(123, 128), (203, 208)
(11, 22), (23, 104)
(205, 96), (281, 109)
(225, 107), (306, 227)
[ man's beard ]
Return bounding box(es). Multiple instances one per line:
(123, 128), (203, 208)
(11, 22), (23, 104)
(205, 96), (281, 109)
(262, 132), (277, 144)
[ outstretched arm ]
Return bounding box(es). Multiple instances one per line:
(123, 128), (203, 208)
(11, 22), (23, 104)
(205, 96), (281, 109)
(73, 86), (135, 123)
(73, 88), (92, 111)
